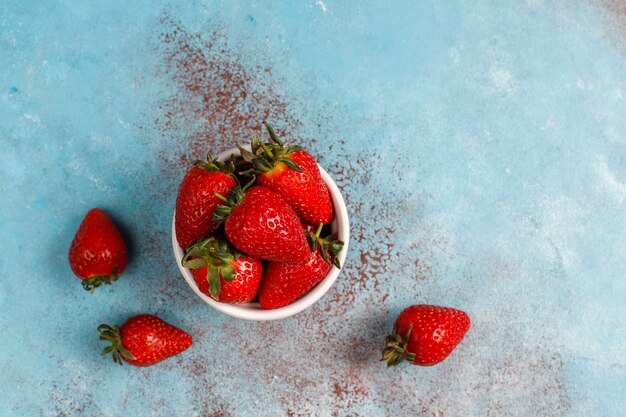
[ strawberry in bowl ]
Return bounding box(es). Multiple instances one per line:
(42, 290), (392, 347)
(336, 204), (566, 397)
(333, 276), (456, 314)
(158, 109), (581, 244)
(172, 124), (349, 320)
(182, 237), (262, 304)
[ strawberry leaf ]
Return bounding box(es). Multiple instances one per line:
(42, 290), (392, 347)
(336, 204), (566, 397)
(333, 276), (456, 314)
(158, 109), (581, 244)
(305, 226), (344, 268)
(328, 242), (343, 256)
(217, 239), (229, 252)
(220, 265), (237, 282)
(307, 233), (318, 253)
(320, 247), (331, 265)
(183, 237), (245, 290)
(263, 121), (283, 146)
(212, 251), (232, 265)
(278, 157), (304, 173)
(183, 258), (207, 269)
(98, 323), (136, 366)
(252, 158), (272, 172)
(81, 273), (120, 292)
(381, 324), (416, 367)
(195, 153), (236, 175)
(208, 266), (221, 299)
(237, 145), (256, 162)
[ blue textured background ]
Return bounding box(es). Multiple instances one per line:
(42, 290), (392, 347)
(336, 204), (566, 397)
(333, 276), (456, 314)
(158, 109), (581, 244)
(1, 1), (625, 416)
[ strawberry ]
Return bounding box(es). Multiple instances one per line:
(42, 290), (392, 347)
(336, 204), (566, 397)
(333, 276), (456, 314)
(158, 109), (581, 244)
(68, 208), (128, 292)
(238, 122), (334, 225)
(175, 153), (237, 250)
(182, 237), (262, 303)
(381, 305), (470, 367)
(259, 224), (344, 309)
(98, 314), (192, 366)
(214, 185), (311, 263)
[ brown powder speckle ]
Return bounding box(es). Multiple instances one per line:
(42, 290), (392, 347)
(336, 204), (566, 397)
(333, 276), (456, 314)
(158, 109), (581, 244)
(139, 9), (573, 417)
(154, 13), (302, 173)
(595, 0), (626, 56)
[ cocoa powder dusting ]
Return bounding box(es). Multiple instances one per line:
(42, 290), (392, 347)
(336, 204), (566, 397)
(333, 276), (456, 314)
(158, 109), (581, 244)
(143, 11), (572, 417)
(598, 0), (626, 55)
(155, 13), (301, 173)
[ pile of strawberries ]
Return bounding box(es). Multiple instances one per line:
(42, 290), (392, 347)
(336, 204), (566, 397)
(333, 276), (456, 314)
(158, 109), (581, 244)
(175, 122), (344, 309)
(175, 123), (343, 309)
(67, 122), (471, 368)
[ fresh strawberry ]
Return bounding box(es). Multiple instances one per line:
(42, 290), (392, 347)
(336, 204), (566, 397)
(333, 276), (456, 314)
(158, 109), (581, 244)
(175, 153), (237, 250)
(98, 314), (192, 367)
(182, 237), (262, 303)
(238, 122), (334, 225)
(214, 185), (311, 263)
(259, 224), (344, 309)
(68, 208), (128, 292)
(381, 305), (470, 366)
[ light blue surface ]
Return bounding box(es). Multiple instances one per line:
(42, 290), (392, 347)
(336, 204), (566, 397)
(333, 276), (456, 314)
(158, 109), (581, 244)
(1, 1), (625, 415)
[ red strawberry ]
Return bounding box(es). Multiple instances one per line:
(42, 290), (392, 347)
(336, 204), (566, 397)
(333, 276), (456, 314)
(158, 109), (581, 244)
(182, 237), (262, 303)
(382, 305), (470, 366)
(98, 314), (192, 367)
(238, 122), (334, 225)
(214, 185), (311, 263)
(175, 154), (237, 250)
(259, 224), (344, 309)
(68, 208), (128, 292)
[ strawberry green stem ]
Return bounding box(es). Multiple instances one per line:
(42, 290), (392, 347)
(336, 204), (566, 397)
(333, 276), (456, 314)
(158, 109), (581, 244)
(262, 121), (284, 146)
(98, 323), (136, 365)
(182, 237), (242, 300)
(315, 222), (323, 237)
(381, 325), (416, 367)
(236, 122), (303, 176)
(195, 153), (236, 174)
(213, 184), (249, 225)
(306, 226), (344, 268)
(214, 192), (229, 203)
(241, 176), (256, 192)
(258, 140), (274, 159)
(82, 268), (120, 292)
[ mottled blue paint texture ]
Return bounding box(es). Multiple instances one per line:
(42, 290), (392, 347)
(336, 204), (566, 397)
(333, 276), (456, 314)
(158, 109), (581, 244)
(1, 1), (625, 416)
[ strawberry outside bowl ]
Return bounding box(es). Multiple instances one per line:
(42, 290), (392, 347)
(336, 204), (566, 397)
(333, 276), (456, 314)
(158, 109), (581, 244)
(172, 146), (350, 321)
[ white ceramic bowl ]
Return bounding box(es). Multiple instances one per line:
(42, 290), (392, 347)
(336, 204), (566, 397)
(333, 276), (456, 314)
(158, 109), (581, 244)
(172, 147), (350, 321)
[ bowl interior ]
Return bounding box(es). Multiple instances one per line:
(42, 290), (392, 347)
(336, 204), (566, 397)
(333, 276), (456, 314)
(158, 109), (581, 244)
(173, 147), (349, 320)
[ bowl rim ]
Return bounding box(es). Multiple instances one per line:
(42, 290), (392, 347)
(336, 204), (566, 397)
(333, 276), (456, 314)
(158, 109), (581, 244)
(172, 147), (350, 321)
